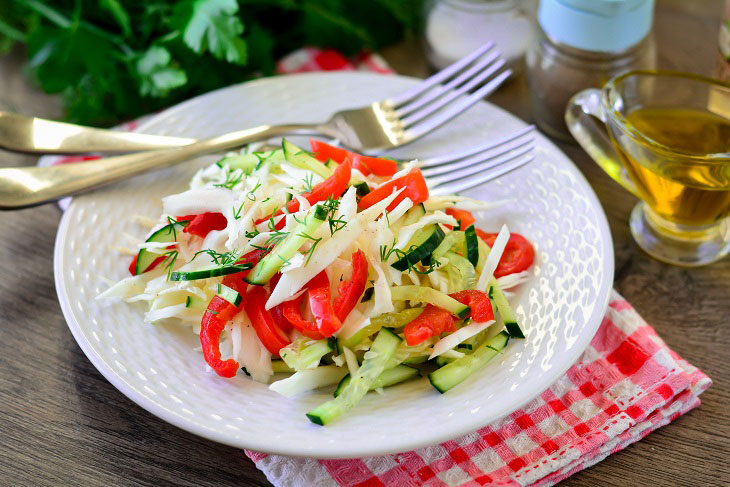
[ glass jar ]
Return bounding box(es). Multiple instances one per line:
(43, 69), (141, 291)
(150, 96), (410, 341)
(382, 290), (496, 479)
(526, 0), (656, 141)
(424, 0), (533, 73)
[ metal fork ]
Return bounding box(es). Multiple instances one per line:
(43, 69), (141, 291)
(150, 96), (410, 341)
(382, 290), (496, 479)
(419, 125), (535, 196)
(0, 42), (512, 209)
(0, 43), (508, 155)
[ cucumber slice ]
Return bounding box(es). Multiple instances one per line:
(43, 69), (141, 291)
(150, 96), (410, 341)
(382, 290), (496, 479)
(325, 159), (338, 171)
(169, 262), (252, 281)
(216, 284), (242, 306)
(280, 338), (333, 372)
(245, 205), (328, 285)
(391, 225), (445, 271)
(334, 364), (419, 397)
(306, 328), (402, 425)
(403, 355), (429, 365)
(134, 220), (187, 275)
(488, 278), (525, 338)
(353, 182), (370, 198)
(216, 150), (282, 172)
(271, 360), (294, 374)
(282, 139), (332, 180)
(185, 295), (207, 309)
(434, 355), (454, 368)
(463, 225), (479, 267)
(402, 203), (426, 226)
(428, 331), (510, 393)
(338, 308), (423, 350)
(390, 286), (470, 319)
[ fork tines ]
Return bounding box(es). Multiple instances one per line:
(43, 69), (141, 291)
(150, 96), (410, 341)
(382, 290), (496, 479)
(422, 125), (536, 196)
(384, 42), (512, 141)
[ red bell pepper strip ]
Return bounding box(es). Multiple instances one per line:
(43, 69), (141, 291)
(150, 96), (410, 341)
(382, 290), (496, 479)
(310, 138), (350, 163)
(200, 296), (242, 378)
(445, 208), (476, 230)
(351, 154), (398, 177)
(306, 271), (342, 337)
(333, 250), (368, 322)
(128, 254), (166, 276)
(255, 158), (351, 225)
(403, 305), (455, 346)
(358, 168), (429, 213)
(475, 230), (535, 278)
(177, 212), (227, 238)
(311, 139), (398, 177)
(279, 294), (326, 340)
(245, 286), (293, 356)
(449, 290), (494, 322)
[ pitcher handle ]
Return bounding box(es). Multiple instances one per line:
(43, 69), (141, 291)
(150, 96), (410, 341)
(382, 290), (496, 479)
(565, 88), (640, 197)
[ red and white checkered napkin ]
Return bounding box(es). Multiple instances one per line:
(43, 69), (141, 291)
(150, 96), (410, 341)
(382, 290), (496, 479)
(245, 290), (711, 487)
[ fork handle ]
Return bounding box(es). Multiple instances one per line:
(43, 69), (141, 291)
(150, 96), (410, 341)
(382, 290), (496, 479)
(0, 112), (199, 154)
(0, 122), (324, 209)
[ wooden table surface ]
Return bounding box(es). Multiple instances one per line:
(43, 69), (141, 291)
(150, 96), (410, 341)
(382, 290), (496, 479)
(1, 1), (728, 485)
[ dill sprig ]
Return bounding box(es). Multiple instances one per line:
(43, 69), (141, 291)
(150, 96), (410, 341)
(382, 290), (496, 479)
(298, 231), (323, 265)
(246, 181), (262, 201)
(214, 167), (245, 190)
(192, 248), (242, 267)
(301, 172), (315, 193)
(378, 239), (441, 275)
(162, 249), (179, 281)
(232, 201), (245, 220)
(164, 216), (188, 240)
(321, 196), (347, 236)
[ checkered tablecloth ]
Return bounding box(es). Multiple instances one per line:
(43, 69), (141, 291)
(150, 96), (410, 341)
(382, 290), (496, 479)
(244, 290), (710, 487)
(39, 47), (711, 487)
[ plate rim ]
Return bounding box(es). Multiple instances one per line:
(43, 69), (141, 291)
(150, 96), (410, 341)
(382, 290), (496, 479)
(54, 71), (614, 458)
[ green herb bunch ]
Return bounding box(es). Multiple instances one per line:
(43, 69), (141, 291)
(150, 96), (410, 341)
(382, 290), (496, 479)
(0, 0), (423, 126)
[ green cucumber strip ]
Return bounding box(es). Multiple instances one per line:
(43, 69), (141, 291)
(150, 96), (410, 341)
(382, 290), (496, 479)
(390, 286), (470, 319)
(282, 139), (332, 180)
(391, 225), (445, 272)
(325, 159), (338, 171)
(476, 237), (490, 274)
(271, 360), (295, 374)
(307, 328), (402, 425)
(464, 225), (479, 268)
(217, 284), (242, 307)
(280, 338), (333, 372)
(402, 203), (426, 226)
(488, 278), (525, 338)
(185, 295), (207, 309)
(245, 205), (328, 285)
(432, 231), (463, 261)
(339, 308), (423, 350)
(334, 364), (419, 397)
(135, 220), (187, 275)
(428, 331), (510, 393)
(169, 262), (252, 281)
(216, 150), (281, 172)
(403, 355), (429, 365)
(434, 355), (454, 368)
(353, 182), (370, 198)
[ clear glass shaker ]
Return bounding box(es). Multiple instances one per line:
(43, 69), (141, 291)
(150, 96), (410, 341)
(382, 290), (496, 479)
(424, 0), (533, 73)
(526, 0), (656, 140)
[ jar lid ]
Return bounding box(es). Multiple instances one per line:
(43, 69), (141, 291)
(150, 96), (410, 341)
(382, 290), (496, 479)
(538, 0), (654, 52)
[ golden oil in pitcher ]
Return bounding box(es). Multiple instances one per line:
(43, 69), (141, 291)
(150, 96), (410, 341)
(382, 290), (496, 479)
(612, 107), (730, 227)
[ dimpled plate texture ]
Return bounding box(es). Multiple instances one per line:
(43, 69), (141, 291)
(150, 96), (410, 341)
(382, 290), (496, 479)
(54, 73), (613, 458)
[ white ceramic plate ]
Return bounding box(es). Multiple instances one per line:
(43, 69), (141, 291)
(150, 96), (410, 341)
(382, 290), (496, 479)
(54, 73), (613, 458)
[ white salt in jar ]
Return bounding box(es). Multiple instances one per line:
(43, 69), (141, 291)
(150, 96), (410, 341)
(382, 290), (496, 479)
(424, 0), (532, 73)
